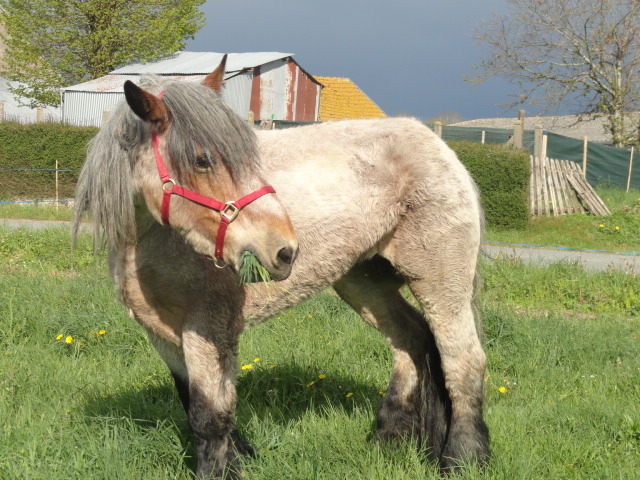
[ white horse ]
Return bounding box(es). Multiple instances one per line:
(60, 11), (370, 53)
(74, 56), (488, 478)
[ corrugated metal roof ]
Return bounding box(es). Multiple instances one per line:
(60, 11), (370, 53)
(315, 76), (386, 121)
(110, 51), (293, 75)
(61, 74), (207, 93)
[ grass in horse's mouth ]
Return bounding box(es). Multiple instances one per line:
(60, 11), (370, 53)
(238, 251), (272, 284)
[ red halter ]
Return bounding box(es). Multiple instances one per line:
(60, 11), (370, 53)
(150, 92), (275, 268)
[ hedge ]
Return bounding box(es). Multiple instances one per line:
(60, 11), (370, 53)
(0, 122), (98, 199)
(0, 124), (531, 230)
(450, 141), (530, 230)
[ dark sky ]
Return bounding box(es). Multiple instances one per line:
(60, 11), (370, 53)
(186, 0), (517, 121)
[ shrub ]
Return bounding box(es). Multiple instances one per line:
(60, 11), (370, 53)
(450, 141), (530, 229)
(0, 122), (97, 199)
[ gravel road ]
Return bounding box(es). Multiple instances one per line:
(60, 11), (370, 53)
(3, 218), (638, 274)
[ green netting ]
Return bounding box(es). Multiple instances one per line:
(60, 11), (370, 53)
(431, 124), (640, 190)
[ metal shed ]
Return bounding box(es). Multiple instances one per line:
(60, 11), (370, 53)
(61, 51), (322, 127)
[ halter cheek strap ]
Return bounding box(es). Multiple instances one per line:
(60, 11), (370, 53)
(151, 91), (275, 267)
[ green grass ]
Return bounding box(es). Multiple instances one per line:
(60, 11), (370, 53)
(484, 185), (640, 253)
(0, 201), (74, 221)
(0, 227), (638, 479)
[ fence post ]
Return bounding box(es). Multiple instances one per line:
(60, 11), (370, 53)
(36, 107), (44, 123)
(434, 121), (442, 138)
(534, 125), (543, 158)
(582, 136), (588, 175)
(627, 146), (634, 192)
(513, 120), (523, 149)
(481, 130), (485, 144)
(542, 134), (548, 159)
(0, 101), (4, 122)
(55, 158), (59, 213)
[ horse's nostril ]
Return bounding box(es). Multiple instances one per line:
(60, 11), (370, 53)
(277, 246), (296, 265)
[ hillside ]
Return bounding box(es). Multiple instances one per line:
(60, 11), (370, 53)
(453, 115), (611, 142)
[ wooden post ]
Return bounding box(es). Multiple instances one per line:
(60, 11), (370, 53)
(534, 125), (543, 158)
(513, 120), (523, 149)
(481, 130), (486, 144)
(434, 121), (442, 138)
(0, 101), (4, 122)
(518, 109), (525, 133)
(36, 107), (44, 123)
(542, 134), (548, 159)
(582, 136), (588, 175)
(55, 158), (59, 213)
(627, 146), (634, 192)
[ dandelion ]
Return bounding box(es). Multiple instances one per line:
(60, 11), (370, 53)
(241, 364), (253, 370)
(378, 391), (385, 396)
(615, 226), (620, 230)
(498, 386), (506, 394)
(599, 224), (604, 228)
(65, 336), (73, 344)
(253, 357), (261, 363)
(307, 381), (315, 387)
(346, 392), (353, 398)
(318, 374), (326, 379)
(269, 364), (277, 369)
(307, 314), (313, 318)
(98, 330), (106, 335)
(65, 409), (72, 414)
(56, 334), (63, 340)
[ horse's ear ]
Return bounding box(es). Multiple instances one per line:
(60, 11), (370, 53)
(202, 54), (227, 92)
(123, 80), (170, 133)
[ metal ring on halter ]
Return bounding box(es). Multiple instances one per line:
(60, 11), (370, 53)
(213, 257), (227, 269)
(162, 179), (176, 191)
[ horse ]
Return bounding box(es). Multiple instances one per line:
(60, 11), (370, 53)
(73, 56), (489, 478)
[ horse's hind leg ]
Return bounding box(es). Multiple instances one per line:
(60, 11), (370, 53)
(389, 219), (490, 471)
(333, 257), (449, 458)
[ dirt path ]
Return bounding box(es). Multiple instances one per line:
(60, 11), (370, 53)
(2, 218), (638, 273)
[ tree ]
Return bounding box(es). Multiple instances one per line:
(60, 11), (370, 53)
(0, 0), (205, 107)
(471, 0), (640, 147)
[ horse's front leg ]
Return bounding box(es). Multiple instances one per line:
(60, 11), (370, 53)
(182, 324), (249, 479)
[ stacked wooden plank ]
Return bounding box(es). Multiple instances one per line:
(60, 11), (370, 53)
(529, 156), (611, 216)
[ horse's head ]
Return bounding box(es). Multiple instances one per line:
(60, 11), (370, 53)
(122, 57), (298, 281)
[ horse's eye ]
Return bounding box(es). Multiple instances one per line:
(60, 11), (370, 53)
(195, 154), (211, 170)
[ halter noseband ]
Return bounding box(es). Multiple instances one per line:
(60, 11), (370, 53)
(151, 90), (275, 268)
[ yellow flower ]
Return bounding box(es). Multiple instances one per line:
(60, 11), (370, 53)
(307, 381), (315, 387)
(241, 364), (253, 370)
(65, 336), (73, 344)
(253, 357), (261, 362)
(498, 386), (506, 394)
(615, 226), (620, 230)
(318, 374), (326, 379)
(98, 330), (106, 335)
(599, 224), (604, 228)
(307, 314), (313, 318)
(378, 391), (385, 396)
(56, 334), (63, 340)
(346, 392), (353, 398)
(269, 365), (277, 369)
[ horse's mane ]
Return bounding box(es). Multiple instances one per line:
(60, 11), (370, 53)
(72, 76), (259, 250)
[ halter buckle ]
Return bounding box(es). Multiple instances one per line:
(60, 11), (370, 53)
(162, 179), (176, 191)
(221, 201), (240, 222)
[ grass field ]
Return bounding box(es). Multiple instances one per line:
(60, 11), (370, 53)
(0, 226), (638, 479)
